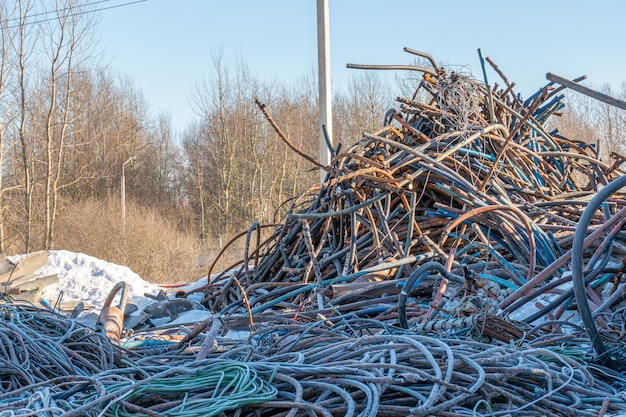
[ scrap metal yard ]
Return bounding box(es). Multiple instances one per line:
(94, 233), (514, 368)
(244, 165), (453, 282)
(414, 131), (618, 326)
(3, 49), (626, 416)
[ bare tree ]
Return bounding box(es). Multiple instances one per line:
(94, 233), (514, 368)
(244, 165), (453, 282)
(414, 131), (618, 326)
(181, 123), (203, 239)
(41, 0), (97, 249)
(334, 71), (393, 147)
(12, 0), (36, 252)
(134, 113), (184, 210)
(595, 82), (626, 160)
(257, 77), (319, 216)
(184, 53), (322, 243)
(187, 53), (252, 239)
(0, 1), (19, 252)
(552, 82), (626, 164)
(68, 72), (148, 199)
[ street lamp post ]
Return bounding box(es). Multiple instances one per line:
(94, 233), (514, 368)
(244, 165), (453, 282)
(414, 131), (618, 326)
(121, 156), (136, 234)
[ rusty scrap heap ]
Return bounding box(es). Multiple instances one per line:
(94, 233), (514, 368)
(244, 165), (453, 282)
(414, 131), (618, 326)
(200, 49), (626, 345)
(4, 49), (626, 417)
(190, 49), (626, 415)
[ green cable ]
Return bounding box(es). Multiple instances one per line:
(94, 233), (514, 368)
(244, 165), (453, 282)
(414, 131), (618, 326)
(81, 361), (277, 417)
(472, 399), (495, 417)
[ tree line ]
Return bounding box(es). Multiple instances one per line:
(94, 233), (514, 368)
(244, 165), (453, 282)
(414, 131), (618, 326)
(0, 0), (624, 282)
(0, 0), (394, 281)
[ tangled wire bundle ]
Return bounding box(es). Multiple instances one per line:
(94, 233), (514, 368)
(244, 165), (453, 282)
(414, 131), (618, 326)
(4, 48), (626, 416)
(2, 306), (626, 416)
(194, 48), (626, 368)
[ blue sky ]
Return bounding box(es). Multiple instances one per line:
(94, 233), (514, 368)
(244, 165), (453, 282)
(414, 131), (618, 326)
(99, 0), (626, 133)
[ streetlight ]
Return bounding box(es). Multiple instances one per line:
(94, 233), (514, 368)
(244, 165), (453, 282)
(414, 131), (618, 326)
(121, 156), (136, 233)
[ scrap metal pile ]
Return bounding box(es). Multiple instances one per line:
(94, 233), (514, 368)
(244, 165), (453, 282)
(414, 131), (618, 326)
(198, 49), (626, 355)
(4, 49), (626, 416)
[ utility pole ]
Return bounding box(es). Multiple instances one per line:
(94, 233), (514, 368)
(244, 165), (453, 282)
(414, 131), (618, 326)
(317, 0), (332, 184)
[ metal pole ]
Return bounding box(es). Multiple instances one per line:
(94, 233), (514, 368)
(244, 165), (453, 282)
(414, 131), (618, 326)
(317, 0), (332, 184)
(546, 72), (626, 111)
(121, 157), (135, 234)
(121, 171), (125, 228)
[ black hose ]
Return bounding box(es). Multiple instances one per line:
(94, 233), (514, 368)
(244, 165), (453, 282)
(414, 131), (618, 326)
(571, 175), (626, 367)
(397, 261), (462, 329)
